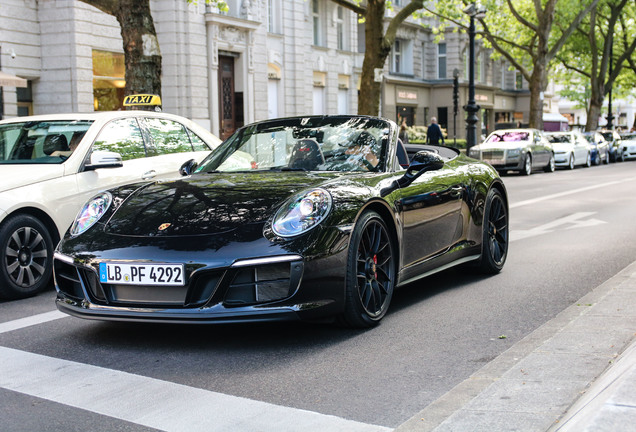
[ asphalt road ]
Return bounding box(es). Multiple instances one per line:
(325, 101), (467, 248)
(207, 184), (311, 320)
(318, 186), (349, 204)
(1, 160), (636, 431)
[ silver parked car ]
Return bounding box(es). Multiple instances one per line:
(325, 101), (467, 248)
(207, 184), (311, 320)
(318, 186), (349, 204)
(468, 129), (555, 175)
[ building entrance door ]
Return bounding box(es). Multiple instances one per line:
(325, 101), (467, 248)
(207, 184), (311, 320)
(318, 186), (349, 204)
(219, 55), (236, 140)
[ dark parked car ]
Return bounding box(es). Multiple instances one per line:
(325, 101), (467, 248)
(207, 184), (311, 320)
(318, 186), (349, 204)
(581, 131), (610, 165)
(54, 115), (508, 328)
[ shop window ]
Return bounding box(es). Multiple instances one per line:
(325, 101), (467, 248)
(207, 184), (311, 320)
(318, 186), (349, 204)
(17, 81), (33, 117)
(92, 50), (125, 111)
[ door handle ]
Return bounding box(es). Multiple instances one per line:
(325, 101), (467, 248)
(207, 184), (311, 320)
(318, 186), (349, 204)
(450, 186), (463, 199)
(142, 170), (157, 180)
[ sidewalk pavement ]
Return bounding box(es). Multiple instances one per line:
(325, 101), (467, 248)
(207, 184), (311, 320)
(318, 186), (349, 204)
(395, 260), (636, 432)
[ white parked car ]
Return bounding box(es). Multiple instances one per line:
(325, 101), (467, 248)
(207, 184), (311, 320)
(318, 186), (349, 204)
(468, 129), (555, 175)
(545, 131), (591, 169)
(0, 110), (221, 299)
(620, 133), (636, 160)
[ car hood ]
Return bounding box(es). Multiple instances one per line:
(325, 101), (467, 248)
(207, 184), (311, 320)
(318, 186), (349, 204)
(104, 172), (345, 237)
(474, 141), (530, 150)
(551, 143), (575, 152)
(0, 164), (66, 192)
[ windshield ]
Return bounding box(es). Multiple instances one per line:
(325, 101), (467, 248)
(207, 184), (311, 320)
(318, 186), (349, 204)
(195, 116), (391, 173)
(546, 134), (572, 144)
(485, 131), (530, 143)
(0, 120), (93, 164)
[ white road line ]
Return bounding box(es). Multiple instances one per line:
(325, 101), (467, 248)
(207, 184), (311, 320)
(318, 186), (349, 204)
(0, 346), (390, 432)
(509, 177), (636, 209)
(0, 310), (67, 335)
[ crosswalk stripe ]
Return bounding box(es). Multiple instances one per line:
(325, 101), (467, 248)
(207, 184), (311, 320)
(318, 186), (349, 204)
(0, 310), (67, 334)
(0, 346), (390, 432)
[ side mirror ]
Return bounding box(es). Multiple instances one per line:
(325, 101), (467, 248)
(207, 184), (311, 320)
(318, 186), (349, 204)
(84, 150), (123, 170)
(179, 158), (198, 176)
(407, 150), (445, 175)
(393, 150), (445, 190)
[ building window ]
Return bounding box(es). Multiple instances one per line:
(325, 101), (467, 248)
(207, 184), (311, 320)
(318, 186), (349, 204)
(337, 74), (349, 114)
(476, 51), (482, 83)
(357, 17), (365, 53)
(312, 0), (324, 46)
(501, 63), (506, 89)
(515, 70), (523, 90)
(92, 50), (125, 111)
(335, 6), (348, 50)
(268, 64), (282, 118)
(268, 0), (282, 33)
(438, 43), (447, 79)
(313, 71), (326, 114)
(392, 40), (402, 73)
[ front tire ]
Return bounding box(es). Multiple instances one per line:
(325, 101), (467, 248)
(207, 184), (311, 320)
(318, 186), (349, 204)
(340, 211), (396, 328)
(521, 154), (532, 176)
(567, 154), (575, 170)
(479, 188), (508, 274)
(0, 214), (54, 299)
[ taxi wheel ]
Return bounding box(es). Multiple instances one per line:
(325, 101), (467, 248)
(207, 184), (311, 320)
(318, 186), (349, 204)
(0, 214), (54, 299)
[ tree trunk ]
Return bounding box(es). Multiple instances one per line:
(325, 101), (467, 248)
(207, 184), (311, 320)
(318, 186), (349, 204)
(586, 98), (603, 131)
(114, 0), (162, 98)
(357, 0), (390, 116)
(527, 64), (546, 130)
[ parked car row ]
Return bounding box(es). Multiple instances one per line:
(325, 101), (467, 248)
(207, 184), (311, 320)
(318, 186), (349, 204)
(468, 128), (635, 175)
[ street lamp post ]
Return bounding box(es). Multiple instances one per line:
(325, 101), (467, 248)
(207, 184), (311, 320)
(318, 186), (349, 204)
(453, 68), (460, 147)
(463, 3), (486, 151)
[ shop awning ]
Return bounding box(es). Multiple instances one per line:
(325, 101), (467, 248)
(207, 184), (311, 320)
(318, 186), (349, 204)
(0, 70), (27, 87)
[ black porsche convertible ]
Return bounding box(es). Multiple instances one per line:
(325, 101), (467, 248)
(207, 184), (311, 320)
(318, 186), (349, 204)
(54, 115), (508, 328)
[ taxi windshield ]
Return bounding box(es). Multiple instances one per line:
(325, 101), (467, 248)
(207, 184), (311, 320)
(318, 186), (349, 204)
(0, 120), (93, 164)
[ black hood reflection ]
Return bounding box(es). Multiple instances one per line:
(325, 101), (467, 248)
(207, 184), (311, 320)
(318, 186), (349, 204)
(105, 172), (341, 237)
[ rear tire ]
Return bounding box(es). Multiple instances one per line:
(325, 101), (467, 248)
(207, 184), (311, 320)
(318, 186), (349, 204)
(479, 189), (508, 274)
(0, 214), (54, 299)
(543, 153), (555, 173)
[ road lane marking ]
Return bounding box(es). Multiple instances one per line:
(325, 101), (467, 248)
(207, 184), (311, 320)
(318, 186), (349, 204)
(0, 346), (390, 432)
(509, 177), (636, 209)
(511, 212), (606, 242)
(0, 310), (67, 335)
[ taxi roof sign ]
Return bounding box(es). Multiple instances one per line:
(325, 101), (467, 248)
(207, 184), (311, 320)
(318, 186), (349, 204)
(123, 94), (162, 108)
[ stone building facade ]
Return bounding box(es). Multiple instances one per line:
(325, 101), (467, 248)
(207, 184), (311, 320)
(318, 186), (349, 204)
(1, 0), (543, 140)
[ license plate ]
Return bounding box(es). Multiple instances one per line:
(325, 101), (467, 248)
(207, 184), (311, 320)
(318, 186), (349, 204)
(99, 262), (185, 286)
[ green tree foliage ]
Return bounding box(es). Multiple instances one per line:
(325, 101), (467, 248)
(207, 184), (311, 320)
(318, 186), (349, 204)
(423, 0), (598, 129)
(329, 1), (426, 116)
(556, 0), (636, 130)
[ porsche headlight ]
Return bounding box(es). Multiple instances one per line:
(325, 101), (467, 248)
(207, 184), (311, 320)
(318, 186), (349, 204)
(272, 188), (332, 237)
(70, 192), (112, 236)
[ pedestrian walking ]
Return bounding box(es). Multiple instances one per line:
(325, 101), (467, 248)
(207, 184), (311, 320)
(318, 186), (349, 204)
(399, 118), (409, 144)
(426, 117), (445, 146)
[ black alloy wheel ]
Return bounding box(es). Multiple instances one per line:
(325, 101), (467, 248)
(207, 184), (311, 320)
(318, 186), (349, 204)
(479, 188), (508, 274)
(340, 211), (396, 328)
(0, 214), (54, 299)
